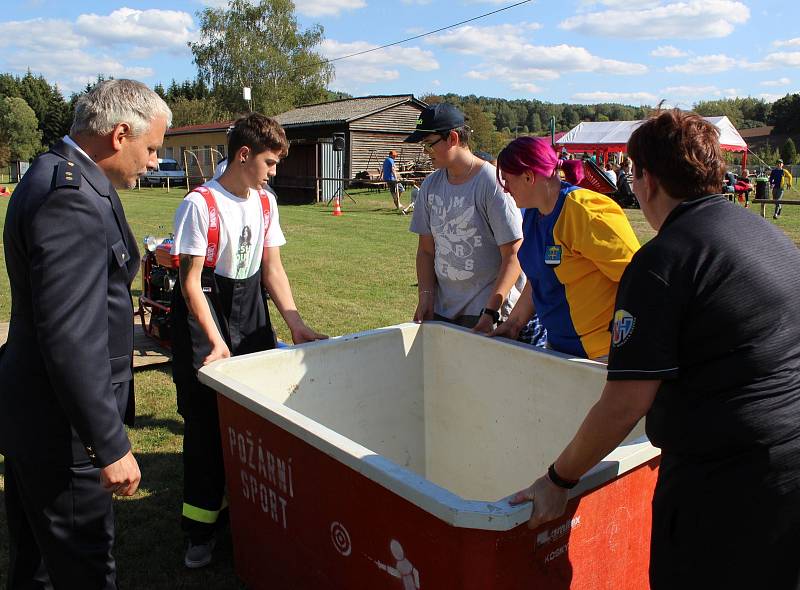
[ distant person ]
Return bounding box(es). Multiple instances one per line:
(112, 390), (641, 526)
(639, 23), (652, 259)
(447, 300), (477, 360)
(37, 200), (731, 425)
(769, 159), (793, 219)
(736, 168), (753, 207)
(405, 103), (523, 334)
(722, 168), (738, 202)
(401, 179), (419, 215)
(617, 158), (633, 191)
(0, 79), (170, 589)
(382, 149), (404, 213)
(604, 161), (617, 186)
(170, 113), (326, 569)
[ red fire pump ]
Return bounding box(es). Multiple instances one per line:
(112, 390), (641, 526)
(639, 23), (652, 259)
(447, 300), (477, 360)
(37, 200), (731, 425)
(137, 235), (178, 348)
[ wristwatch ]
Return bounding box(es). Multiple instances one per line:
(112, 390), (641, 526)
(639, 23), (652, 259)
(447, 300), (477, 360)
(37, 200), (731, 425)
(480, 307), (500, 323)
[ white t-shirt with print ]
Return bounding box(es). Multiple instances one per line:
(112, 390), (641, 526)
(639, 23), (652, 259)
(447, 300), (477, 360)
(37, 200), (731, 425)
(172, 180), (286, 280)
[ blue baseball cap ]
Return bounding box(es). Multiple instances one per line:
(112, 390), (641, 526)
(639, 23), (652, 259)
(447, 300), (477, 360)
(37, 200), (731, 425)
(404, 103), (465, 143)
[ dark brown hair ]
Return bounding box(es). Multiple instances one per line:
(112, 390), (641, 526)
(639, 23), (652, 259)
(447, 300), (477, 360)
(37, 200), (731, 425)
(627, 109), (724, 200)
(228, 113), (289, 160)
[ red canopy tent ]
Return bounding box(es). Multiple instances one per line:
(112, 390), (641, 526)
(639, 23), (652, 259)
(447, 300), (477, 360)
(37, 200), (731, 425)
(556, 116), (749, 169)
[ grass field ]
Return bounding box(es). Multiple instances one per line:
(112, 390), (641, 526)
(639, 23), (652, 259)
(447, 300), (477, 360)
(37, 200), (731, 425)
(0, 183), (799, 588)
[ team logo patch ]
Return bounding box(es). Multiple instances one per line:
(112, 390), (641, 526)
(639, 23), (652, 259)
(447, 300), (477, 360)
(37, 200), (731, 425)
(611, 310), (636, 347)
(544, 245), (562, 266)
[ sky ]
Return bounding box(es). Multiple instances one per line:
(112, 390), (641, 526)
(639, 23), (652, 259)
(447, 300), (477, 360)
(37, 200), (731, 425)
(1, 0), (798, 108)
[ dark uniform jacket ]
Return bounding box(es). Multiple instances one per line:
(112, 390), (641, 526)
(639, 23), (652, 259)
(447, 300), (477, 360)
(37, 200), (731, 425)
(0, 139), (139, 468)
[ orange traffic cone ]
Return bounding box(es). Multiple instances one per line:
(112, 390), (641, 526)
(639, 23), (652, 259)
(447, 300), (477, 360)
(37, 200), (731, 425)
(332, 195), (343, 216)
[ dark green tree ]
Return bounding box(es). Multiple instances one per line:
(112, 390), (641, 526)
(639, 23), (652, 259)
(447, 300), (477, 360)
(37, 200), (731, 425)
(0, 96), (43, 161)
(190, 0), (333, 116)
(40, 84), (71, 148)
(780, 138), (798, 165)
(169, 97), (233, 127)
(770, 93), (800, 133)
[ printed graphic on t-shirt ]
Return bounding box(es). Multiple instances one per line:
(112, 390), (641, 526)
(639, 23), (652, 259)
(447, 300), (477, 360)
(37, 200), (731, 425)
(236, 225), (253, 279)
(428, 193), (481, 281)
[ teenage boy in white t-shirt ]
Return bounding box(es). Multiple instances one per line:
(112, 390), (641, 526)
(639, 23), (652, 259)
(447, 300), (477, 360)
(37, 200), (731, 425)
(170, 113), (326, 569)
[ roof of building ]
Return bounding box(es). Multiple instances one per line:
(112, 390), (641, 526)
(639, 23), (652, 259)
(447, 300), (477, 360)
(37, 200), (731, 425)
(166, 121), (234, 136)
(738, 125), (774, 139)
(274, 94), (425, 128)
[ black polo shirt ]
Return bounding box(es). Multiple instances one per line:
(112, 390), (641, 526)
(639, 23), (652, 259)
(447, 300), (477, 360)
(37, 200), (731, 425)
(607, 195), (800, 493)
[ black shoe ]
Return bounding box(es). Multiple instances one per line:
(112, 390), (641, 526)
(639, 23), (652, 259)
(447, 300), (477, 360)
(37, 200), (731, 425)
(185, 536), (216, 569)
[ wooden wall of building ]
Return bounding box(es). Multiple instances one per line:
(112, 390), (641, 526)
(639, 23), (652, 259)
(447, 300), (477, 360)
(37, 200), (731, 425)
(349, 103), (426, 177)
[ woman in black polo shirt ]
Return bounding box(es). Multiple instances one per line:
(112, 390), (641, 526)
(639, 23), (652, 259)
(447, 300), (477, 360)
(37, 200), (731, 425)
(509, 110), (800, 589)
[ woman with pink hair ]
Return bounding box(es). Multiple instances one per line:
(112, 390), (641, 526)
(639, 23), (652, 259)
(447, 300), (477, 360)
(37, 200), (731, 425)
(490, 137), (639, 359)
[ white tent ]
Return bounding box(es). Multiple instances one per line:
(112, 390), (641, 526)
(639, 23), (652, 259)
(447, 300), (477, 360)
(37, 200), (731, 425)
(556, 116), (748, 164)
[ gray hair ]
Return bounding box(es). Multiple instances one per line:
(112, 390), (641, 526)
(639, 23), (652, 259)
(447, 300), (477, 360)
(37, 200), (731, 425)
(70, 79), (172, 137)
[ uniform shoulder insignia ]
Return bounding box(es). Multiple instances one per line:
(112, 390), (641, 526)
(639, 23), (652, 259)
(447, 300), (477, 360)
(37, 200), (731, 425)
(53, 160), (82, 190)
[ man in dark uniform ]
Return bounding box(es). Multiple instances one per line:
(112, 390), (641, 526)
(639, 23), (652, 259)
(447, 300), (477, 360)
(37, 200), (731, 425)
(0, 79), (171, 589)
(509, 110), (800, 590)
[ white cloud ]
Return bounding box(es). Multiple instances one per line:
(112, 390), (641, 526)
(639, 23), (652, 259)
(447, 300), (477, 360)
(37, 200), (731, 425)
(511, 82), (542, 94)
(760, 93), (790, 102)
(572, 91), (657, 104)
(774, 37), (800, 48)
(294, 0), (366, 17)
(75, 8), (194, 53)
(665, 54), (737, 74)
(428, 23), (646, 92)
(579, 0), (661, 6)
(560, 1), (749, 39)
(0, 14), (168, 93)
(762, 51), (800, 68)
(650, 45), (688, 58)
(431, 79), (441, 86)
(0, 18), (87, 51)
(662, 85), (737, 96)
(760, 77), (791, 87)
(321, 39), (438, 90)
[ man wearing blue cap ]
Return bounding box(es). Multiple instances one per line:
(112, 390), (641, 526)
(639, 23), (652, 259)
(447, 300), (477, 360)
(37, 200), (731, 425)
(406, 103), (523, 333)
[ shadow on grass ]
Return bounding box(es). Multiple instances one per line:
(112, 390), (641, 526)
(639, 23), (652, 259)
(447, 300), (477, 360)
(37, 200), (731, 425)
(0, 451), (244, 590)
(135, 413), (184, 435)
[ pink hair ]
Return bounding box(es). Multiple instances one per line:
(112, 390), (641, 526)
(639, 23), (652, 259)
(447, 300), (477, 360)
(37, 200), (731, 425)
(496, 137), (584, 185)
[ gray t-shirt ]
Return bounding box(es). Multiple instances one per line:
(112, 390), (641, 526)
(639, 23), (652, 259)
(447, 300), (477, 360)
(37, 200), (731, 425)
(410, 161), (523, 319)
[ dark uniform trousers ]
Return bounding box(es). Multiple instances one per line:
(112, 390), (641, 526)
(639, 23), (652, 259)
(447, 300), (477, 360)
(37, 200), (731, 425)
(0, 140), (139, 589)
(171, 269), (275, 542)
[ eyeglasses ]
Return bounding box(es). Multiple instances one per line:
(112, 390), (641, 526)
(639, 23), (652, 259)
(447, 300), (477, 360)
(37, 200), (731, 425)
(420, 136), (446, 151)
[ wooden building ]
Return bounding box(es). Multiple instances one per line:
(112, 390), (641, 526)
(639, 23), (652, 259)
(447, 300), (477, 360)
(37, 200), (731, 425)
(274, 94), (428, 203)
(158, 94), (429, 202)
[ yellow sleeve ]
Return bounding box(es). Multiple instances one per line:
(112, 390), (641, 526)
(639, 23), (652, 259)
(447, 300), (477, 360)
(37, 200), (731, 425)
(556, 190), (640, 282)
(784, 169), (793, 189)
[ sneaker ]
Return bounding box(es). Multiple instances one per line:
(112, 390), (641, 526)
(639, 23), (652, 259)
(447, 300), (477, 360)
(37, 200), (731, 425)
(184, 537), (216, 569)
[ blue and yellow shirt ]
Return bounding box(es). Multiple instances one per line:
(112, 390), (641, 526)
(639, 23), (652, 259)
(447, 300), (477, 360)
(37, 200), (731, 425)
(518, 183), (640, 359)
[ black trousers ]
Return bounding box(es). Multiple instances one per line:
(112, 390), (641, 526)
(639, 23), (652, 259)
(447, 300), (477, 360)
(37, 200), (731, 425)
(4, 457), (117, 590)
(650, 474), (800, 590)
(171, 272), (275, 542)
(176, 377), (227, 543)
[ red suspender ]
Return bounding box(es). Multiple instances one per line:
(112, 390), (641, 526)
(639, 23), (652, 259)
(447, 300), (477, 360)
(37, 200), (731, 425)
(194, 186), (220, 268)
(258, 189), (272, 241)
(192, 186), (272, 270)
